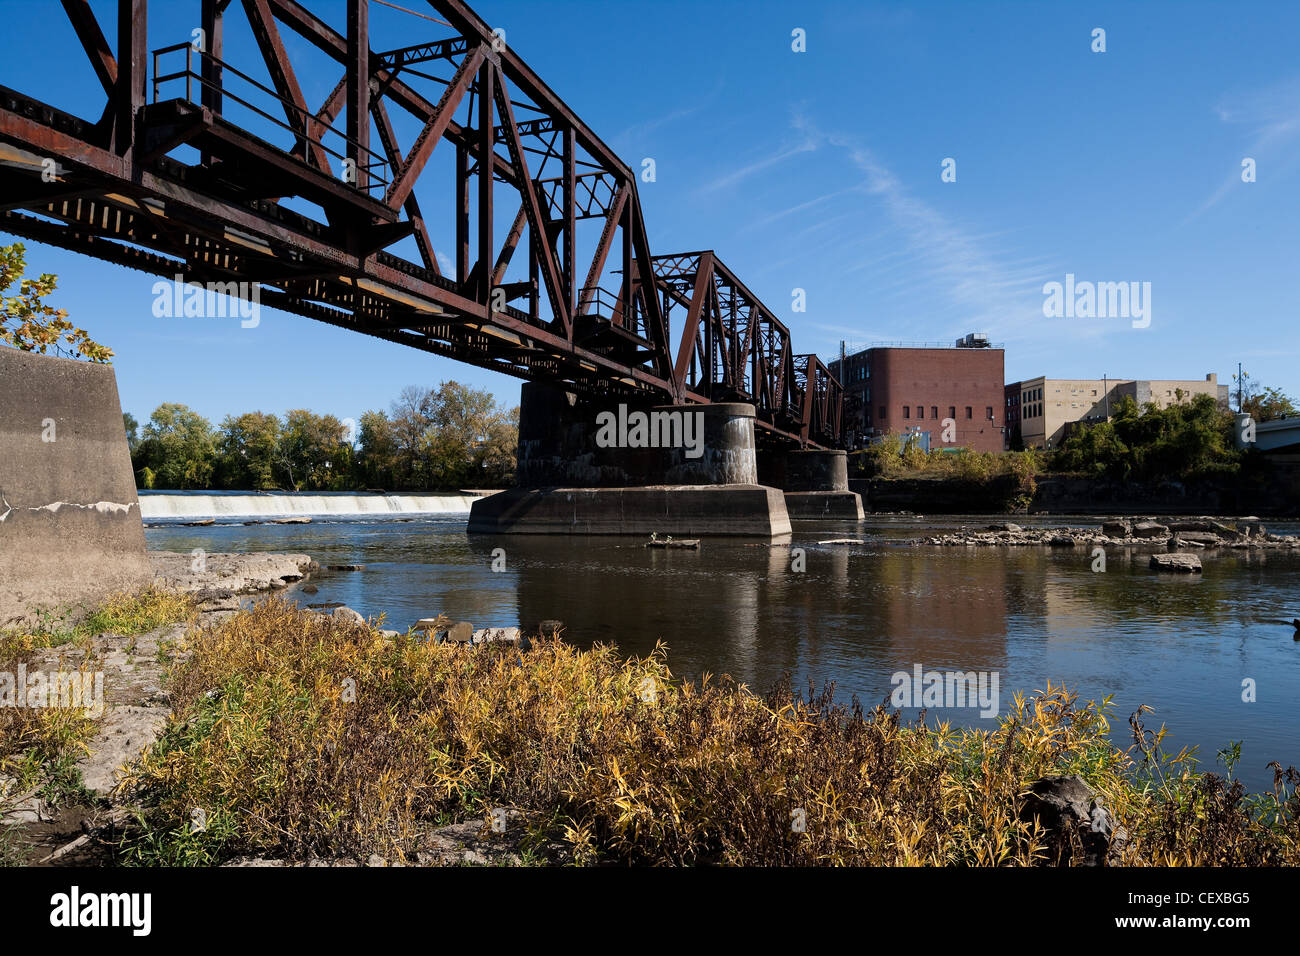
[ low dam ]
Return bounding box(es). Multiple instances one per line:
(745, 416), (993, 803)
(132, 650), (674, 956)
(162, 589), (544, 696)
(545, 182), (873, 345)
(138, 491), (483, 521)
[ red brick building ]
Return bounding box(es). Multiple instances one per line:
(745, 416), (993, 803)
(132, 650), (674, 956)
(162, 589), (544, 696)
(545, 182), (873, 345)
(830, 340), (1006, 453)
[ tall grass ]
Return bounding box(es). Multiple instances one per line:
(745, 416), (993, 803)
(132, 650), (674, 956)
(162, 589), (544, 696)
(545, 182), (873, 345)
(117, 600), (1299, 866)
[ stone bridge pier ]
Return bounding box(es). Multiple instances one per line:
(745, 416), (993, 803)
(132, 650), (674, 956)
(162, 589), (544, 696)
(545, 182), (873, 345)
(468, 383), (791, 536)
(759, 449), (865, 520)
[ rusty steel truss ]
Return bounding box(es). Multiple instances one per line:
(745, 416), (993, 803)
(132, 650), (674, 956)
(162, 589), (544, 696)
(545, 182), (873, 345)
(0, 0), (842, 447)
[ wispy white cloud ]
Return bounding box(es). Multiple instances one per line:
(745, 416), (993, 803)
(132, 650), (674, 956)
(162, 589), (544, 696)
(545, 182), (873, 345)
(752, 188), (855, 226)
(697, 114), (822, 195)
(1190, 76), (1300, 219)
(817, 130), (1049, 337)
(613, 77), (727, 150)
(697, 141), (819, 194)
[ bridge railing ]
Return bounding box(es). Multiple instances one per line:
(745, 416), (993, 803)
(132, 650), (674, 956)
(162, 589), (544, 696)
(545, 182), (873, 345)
(151, 41), (391, 198)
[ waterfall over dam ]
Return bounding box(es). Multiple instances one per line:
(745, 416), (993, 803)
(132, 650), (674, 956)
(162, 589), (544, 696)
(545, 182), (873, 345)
(138, 491), (484, 520)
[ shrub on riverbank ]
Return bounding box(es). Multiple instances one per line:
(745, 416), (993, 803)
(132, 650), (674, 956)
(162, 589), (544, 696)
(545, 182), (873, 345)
(1052, 394), (1243, 482)
(856, 393), (1252, 492)
(116, 599), (1300, 866)
(853, 438), (1044, 483)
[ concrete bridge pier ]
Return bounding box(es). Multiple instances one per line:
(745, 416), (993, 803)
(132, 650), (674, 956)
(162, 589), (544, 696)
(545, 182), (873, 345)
(468, 383), (790, 536)
(760, 449), (865, 521)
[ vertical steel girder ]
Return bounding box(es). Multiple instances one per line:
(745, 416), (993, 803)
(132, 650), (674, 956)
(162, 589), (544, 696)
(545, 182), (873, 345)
(0, 0), (841, 447)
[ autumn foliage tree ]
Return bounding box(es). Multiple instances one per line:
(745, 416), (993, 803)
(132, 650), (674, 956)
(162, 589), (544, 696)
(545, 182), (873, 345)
(0, 242), (112, 362)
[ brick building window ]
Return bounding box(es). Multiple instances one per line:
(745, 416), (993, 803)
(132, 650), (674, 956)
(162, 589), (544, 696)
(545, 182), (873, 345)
(879, 406), (886, 420)
(965, 407), (972, 419)
(931, 406), (938, 419)
(948, 406), (955, 419)
(986, 406), (993, 420)
(916, 405), (924, 419)
(903, 406), (910, 419)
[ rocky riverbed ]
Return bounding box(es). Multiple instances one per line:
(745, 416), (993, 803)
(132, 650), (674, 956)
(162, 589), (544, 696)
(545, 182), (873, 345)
(148, 551), (317, 605)
(918, 517), (1300, 551)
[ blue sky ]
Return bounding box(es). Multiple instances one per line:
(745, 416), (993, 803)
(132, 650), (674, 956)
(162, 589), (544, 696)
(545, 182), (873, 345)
(2, 0), (1297, 427)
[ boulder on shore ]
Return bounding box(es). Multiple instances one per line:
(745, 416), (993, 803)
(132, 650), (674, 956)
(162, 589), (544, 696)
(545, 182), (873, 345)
(330, 606), (367, 625)
(1019, 774), (1122, 866)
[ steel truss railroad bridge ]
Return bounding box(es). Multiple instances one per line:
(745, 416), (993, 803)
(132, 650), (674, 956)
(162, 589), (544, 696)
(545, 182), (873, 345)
(0, 0), (843, 448)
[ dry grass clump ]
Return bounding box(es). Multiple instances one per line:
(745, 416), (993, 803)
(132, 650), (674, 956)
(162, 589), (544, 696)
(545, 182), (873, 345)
(117, 599), (1299, 866)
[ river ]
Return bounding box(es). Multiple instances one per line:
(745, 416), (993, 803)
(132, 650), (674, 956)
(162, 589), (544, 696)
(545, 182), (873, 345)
(144, 510), (1300, 793)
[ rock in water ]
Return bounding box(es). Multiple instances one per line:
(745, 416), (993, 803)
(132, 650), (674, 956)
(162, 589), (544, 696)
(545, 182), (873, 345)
(472, 627), (521, 645)
(1131, 520), (1169, 538)
(1102, 520), (1132, 537)
(1150, 553), (1202, 573)
(445, 621), (474, 643)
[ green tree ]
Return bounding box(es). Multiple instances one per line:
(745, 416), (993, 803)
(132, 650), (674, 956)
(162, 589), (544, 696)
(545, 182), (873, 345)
(356, 409), (398, 489)
(216, 412), (282, 490)
(278, 409), (347, 491)
(390, 385), (434, 487)
(1, 242), (113, 361)
(477, 405), (519, 486)
(1232, 370), (1297, 423)
(416, 382), (517, 488)
(123, 412), (140, 455)
(134, 403), (217, 489)
(1053, 392), (1240, 481)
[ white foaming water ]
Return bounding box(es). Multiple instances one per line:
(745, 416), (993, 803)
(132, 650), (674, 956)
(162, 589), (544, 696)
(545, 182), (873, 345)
(138, 491), (482, 520)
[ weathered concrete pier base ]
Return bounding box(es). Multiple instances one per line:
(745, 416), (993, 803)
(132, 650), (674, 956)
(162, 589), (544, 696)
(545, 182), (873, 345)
(762, 449), (865, 521)
(470, 383), (790, 536)
(783, 490), (865, 520)
(467, 484), (791, 536)
(0, 350), (152, 627)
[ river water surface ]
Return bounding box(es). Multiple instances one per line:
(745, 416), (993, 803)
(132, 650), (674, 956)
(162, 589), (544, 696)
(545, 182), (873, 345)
(145, 512), (1300, 792)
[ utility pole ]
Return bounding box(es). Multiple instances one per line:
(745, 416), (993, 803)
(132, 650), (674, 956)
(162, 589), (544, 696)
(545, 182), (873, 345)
(1238, 361), (1243, 412)
(1103, 374), (1108, 419)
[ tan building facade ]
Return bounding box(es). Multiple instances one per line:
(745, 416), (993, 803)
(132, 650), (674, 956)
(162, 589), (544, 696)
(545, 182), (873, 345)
(1009, 373), (1227, 449)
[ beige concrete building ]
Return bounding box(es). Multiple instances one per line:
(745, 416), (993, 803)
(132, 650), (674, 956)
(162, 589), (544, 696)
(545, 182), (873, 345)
(1009, 373), (1227, 449)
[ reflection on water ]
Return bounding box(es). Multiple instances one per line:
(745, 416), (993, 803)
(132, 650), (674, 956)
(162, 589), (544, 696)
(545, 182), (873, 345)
(146, 514), (1300, 792)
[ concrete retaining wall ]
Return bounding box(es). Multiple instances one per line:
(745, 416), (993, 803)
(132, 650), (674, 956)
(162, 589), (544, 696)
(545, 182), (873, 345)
(852, 470), (1300, 516)
(0, 349), (152, 627)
